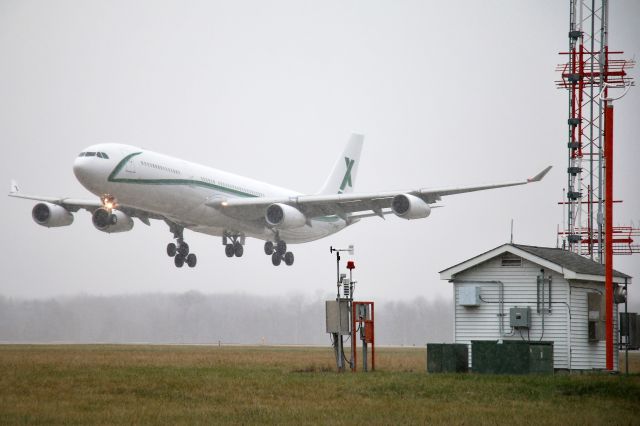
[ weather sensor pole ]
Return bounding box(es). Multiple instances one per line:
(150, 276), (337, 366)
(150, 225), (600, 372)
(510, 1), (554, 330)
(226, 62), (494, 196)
(327, 245), (354, 372)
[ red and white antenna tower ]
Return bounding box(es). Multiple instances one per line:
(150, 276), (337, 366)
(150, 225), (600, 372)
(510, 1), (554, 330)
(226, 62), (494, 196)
(556, 0), (636, 259)
(556, 0), (637, 371)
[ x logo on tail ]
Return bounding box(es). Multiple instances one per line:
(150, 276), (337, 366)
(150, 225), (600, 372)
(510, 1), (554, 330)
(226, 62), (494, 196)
(339, 157), (355, 193)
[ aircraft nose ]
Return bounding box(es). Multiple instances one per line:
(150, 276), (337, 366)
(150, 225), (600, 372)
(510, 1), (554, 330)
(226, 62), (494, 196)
(73, 157), (90, 182)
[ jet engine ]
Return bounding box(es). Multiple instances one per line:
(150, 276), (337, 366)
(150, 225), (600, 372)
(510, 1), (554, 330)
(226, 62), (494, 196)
(32, 202), (74, 227)
(265, 203), (306, 229)
(391, 194), (431, 220)
(92, 208), (134, 233)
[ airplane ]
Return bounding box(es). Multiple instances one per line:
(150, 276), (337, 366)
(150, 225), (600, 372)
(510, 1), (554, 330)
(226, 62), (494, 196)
(9, 134), (551, 268)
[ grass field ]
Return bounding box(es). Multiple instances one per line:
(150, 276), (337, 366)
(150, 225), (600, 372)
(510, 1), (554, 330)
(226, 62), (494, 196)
(0, 345), (638, 425)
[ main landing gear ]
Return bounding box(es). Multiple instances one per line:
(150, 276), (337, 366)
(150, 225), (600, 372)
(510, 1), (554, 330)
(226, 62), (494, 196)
(264, 240), (294, 266)
(166, 223), (197, 268)
(223, 233), (245, 258)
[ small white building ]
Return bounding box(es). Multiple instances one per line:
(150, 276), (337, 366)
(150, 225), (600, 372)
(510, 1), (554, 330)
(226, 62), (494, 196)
(439, 243), (631, 371)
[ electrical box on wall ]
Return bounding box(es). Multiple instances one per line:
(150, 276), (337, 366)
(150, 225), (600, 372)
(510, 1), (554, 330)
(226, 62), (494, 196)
(458, 286), (481, 307)
(510, 307), (531, 328)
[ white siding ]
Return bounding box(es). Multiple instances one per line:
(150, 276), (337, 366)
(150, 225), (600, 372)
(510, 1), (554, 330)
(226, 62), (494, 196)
(569, 283), (619, 371)
(453, 256), (570, 369)
(451, 255), (621, 371)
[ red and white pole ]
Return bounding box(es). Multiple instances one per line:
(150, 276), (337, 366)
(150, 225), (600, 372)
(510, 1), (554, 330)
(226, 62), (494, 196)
(604, 99), (614, 371)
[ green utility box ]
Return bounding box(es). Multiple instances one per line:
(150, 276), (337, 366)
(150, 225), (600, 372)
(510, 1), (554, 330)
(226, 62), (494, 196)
(471, 340), (498, 374)
(427, 343), (469, 373)
(500, 341), (530, 374)
(471, 340), (554, 374)
(528, 342), (554, 374)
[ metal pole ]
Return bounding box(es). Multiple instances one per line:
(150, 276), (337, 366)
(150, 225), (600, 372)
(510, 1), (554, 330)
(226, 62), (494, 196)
(604, 99), (614, 371)
(349, 268), (355, 371)
(351, 303), (357, 372)
(588, 0), (596, 260)
(371, 303), (375, 371)
(624, 279), (628, 375)
(362, 334), (368, 372)
(330, 248), (344, 371)
(335, 250), (341, 299)
(333, 332), (341, 370)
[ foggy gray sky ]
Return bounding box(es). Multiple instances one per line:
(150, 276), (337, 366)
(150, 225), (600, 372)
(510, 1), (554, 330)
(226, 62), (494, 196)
(1, 1), (639, 309)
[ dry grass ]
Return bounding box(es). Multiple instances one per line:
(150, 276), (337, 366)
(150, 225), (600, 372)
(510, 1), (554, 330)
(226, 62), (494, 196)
(620, 349), (640, 373)
(0, 345), (638, 425)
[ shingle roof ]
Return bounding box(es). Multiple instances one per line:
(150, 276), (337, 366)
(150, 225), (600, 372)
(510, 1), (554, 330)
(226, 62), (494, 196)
(512, 244), (631, 279)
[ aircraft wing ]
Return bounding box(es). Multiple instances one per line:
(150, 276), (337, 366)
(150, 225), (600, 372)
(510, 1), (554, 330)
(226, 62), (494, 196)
(208, 166), (552, 221)
(8, 194), (102, 212)
(8, 180), (161, 225)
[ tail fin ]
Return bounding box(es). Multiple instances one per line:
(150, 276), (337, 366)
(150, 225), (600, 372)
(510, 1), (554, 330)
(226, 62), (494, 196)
(317, 133), (364, 195)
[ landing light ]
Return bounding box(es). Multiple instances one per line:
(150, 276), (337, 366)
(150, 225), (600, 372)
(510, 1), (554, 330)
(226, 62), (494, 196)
(101, 194), (118, 210)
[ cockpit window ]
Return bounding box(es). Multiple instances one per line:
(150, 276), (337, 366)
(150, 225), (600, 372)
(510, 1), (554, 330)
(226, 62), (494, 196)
(78, 151), (109, 159)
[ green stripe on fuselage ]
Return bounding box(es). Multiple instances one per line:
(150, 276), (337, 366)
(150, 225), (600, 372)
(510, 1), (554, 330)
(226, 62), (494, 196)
(108, 152), (142, 182)
(108, 152), (344, 222)
(108, 152), (257, 198)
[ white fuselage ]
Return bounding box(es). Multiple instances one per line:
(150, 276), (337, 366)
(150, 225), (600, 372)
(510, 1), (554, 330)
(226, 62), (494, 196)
(72, 143), (347, 243)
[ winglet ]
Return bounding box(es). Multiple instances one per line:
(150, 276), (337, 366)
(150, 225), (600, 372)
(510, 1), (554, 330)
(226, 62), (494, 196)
(9, 179), (19, 194)
(527, 166), (552, 183)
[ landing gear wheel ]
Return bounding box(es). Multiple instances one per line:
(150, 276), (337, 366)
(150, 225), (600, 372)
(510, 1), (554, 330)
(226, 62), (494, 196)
(186, 253), (197, 268)
(271, 252), (282, 266)
(225, 243), (235, 257)
(234, 242), (244, 257)
(167, 243), (177, 257)
(264, 241), (274, 255)
(284, 251), (294, 266)
(276, 240), (287, 256)
(178, 242), (189, 257)
(174, 254), (185, 268)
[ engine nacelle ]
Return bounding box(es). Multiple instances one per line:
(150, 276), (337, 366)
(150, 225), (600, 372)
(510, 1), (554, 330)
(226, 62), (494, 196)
(391, 194), (431, 220)
(265, 203), (307, 229)
(92, 208), (134, 233)
(32, 202), (74, 227)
